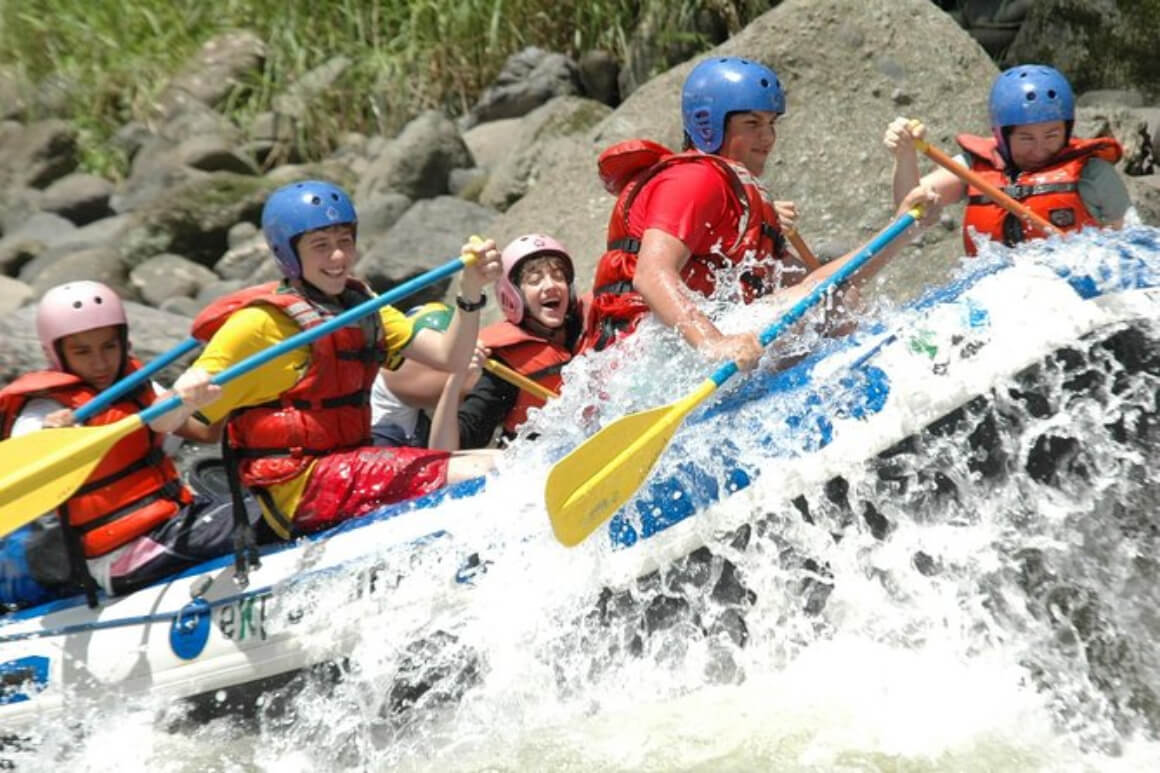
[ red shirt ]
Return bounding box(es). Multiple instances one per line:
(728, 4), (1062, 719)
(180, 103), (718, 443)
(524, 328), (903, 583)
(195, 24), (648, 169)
(626, 162), (746, 257)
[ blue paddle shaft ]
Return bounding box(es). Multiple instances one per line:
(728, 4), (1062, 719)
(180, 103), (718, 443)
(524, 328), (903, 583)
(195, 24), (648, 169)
(73, 336), (201, 423)
(709, 210), (919, 388)
(138, 256), (474, 424)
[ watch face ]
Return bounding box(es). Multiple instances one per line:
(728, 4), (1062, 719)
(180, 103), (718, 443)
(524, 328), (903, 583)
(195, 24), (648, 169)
(1049, 208), (1076, 227)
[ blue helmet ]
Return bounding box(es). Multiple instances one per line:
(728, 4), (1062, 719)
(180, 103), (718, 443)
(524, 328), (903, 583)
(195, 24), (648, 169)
(681, 57), (786, 153)
(261, 180), (358, 279)
(989, 64), (1075, 131)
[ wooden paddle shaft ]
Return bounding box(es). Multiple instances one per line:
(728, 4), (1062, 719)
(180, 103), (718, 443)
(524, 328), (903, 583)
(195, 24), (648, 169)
(914, 137), (1062, 237)
(483, 358), (558, 401)
(785, 230), (821, 271)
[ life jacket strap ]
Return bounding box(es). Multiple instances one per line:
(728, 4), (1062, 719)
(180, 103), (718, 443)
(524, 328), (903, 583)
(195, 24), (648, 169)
(592, 280), (635, 297)
(57, 503), (101, 609)
(969, 181), (1077, 204)
(221, 432), (261, 588)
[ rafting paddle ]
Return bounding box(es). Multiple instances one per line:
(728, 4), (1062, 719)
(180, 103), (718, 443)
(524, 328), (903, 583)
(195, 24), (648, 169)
(786, 229), (821, 271)
(907, 120), (1062, 238)
(0, 247), (486, 538)
(483, 358), (559, 401)
(546, 207), (923, 547)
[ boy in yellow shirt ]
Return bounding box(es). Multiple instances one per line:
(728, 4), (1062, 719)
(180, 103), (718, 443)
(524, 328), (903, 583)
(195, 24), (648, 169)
(169, 181), (500, 539)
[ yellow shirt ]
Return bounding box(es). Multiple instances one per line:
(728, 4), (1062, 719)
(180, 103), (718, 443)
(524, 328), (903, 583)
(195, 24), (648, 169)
(194, 302), (415, 532)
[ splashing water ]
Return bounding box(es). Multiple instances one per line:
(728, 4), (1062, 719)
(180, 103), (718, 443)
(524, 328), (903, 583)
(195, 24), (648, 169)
(8, 227), (1160, 772)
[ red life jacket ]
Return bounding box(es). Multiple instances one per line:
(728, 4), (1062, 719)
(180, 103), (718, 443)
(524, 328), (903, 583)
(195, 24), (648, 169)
(192, 280), (386, 489)
(582, 140), (794, 353)
(479, 320), (573, 435)
(956, 134), (1123, 256)
(0, 361), (191, 558)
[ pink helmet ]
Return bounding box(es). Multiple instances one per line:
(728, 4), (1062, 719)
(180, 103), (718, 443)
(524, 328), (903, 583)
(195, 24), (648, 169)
(36, 281), (128, 370)
(496, 234), (575, 324)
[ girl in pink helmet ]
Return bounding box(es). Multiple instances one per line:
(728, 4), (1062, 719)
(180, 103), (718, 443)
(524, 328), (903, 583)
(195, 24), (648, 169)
(0, 281), (234, 609)
(462, 233), (585, 447)
(370, 234), (585, 450)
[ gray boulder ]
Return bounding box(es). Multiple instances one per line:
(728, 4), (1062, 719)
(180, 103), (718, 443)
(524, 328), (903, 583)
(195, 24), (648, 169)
(154, 30), (266, 120)
(176, 135), (259, 175)
(0, 120), (78, 189)
(462, 117), (523, 174)
(1126, 175), (1160, 227)
(489, 0), (999, 305)
(0, 275), (33, 315)
(39, 173), (114, 225)
(479, 96), (611, 211)
(130, 253), (220, 305)
(159, 296), (202, 318)
(0, 304), (43, 384)
(0, 66), (30, 121)
(271, 56), (351, 116)
(358, 111), (473, 201)
(1004, 0), (1160, 98)
(355, 192), (413, 246)
(227, 221), (259, 249)
(111, 137), (206, 214)
(120, 173), (278, 268)
(214, 232), (269, 281)
(578, 50), (621, 107)
(467, 48), (583, 126)
(358, 196), (497, 298)
(29, 247), (133, 300)
(1075, 106), (1155, 177)
(196, 278), (248, 306)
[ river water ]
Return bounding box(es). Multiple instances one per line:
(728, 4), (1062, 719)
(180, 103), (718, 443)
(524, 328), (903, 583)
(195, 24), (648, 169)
(11, 225), (1160, 771)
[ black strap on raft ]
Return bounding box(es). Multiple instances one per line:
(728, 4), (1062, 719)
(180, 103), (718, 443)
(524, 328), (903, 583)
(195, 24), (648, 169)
(57, 503), (100, 609)
(220, 432), (261, 589)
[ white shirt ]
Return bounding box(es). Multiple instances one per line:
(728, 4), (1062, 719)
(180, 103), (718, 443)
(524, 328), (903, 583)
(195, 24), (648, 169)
(369, 371), (421, 437)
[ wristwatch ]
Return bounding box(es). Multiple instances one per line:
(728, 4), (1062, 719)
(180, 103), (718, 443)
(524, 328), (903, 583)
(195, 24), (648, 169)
(455, 293), (487, 312)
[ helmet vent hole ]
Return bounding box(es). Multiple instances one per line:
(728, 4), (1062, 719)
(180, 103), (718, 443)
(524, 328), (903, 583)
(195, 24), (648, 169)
(760, 78), (769, 88)
(1047, 89), (1056, 99)
(94, 297), (103, 304)
(72, 301), (82, 309)
(1026, 91), (1037, 101)
(310, 195), (321, 205)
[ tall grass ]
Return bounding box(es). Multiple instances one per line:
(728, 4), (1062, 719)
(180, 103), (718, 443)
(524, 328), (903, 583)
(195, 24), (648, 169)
(0, 0), (646, 175)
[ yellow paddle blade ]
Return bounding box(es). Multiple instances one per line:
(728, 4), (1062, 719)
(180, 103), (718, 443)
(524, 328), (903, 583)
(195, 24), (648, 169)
(546, 380), (717, 547)
(0, 415), (144, 538)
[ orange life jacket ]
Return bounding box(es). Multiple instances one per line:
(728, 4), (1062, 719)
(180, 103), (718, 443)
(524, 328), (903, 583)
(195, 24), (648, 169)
(956, 134), (1123, 256)
(582, 139), (794, 353)
(479, 320), (573, 435)
(192, 280), (386, 489)
(0, 361), (191, 557)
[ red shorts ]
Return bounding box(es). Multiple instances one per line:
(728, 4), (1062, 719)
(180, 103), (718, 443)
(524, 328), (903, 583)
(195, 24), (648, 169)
(293, 447), (451, 533)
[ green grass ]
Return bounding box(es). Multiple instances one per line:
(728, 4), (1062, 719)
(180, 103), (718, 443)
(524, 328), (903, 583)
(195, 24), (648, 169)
(0, 0), (777, 178)
(0, 0), (644, 177)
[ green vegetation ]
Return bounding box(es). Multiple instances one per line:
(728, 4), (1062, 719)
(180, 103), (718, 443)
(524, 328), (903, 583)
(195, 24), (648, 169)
(0, 0), (774, 178)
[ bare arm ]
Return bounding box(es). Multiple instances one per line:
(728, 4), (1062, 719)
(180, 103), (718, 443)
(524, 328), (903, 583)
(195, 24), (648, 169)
(884, 116), (924, 208)
(428, 370), (464, 452)
(174, 415), (224, 444)
(383, 358), (454, 411)
(402, 239), (501, 373)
